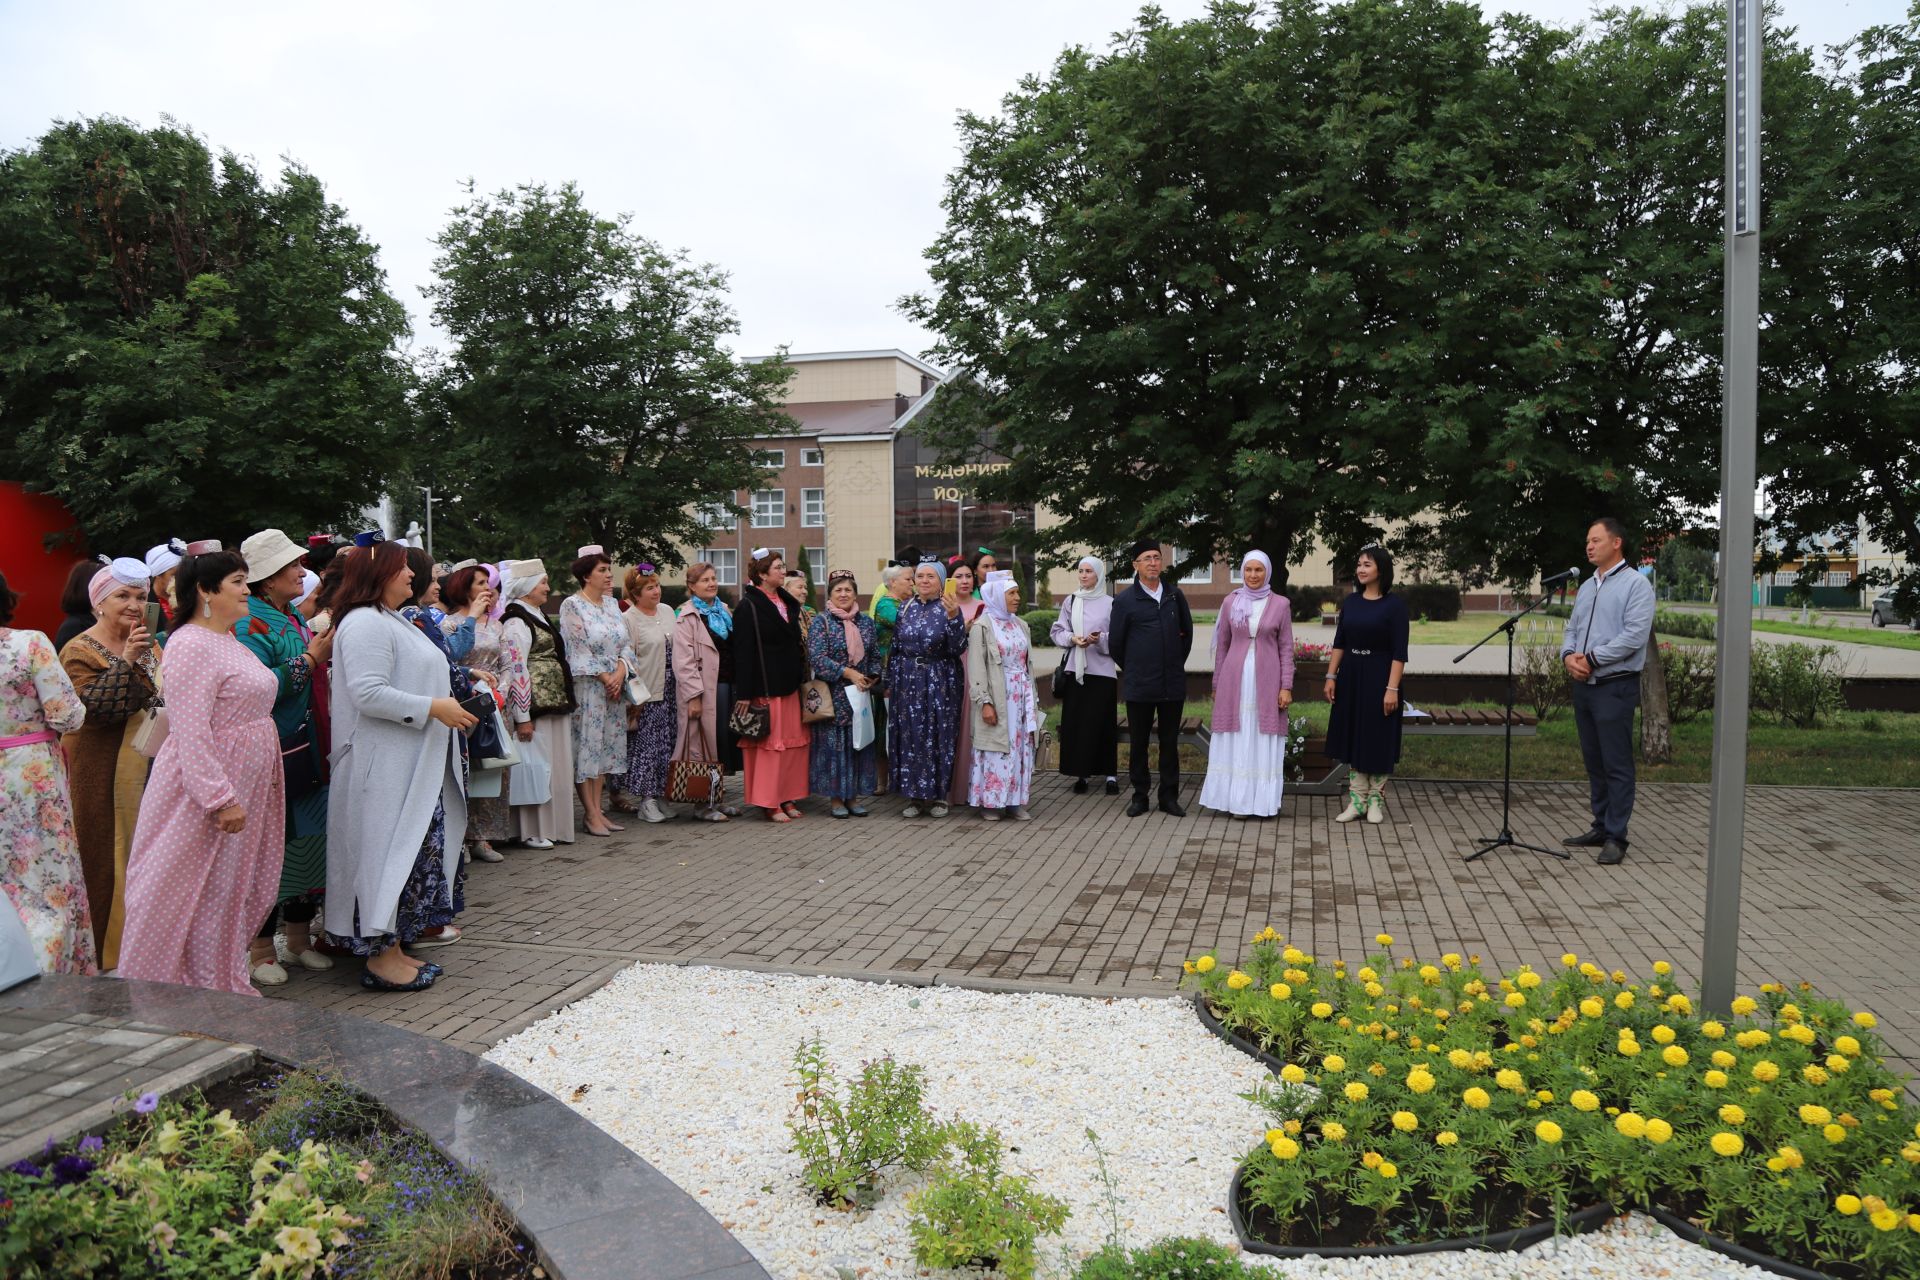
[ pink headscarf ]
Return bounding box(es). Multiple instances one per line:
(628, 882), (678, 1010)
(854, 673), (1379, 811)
(88, 557), (150, 607)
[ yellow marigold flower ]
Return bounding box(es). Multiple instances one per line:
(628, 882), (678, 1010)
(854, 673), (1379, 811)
(1752, 1061), (1780, 1083)
(1535, 1120), (1563, 1144)
(1265, 1128), (1286, 1144)
(1579, 962), (1603, 979)
(1361, 1150), (1383, 1169)
(1803, 1065), (1830, 1086)
(1560, 952), (1578, 967)
(1720, 1104), (1746, 1125)
(1194, 955), (1216, 974)
(1903, 1143), (1920, 1165)
(1711, 1049), (1736, 1068)
(1375, 933), (1394, 946)
(1908, 1213), (1920, 1234)
(1280, 1064), (1308, 1085)
(1617, 1038), (1642, 1057)
(1182, 960), (1196, 974)
(1270, 1136), (1300, 1160)
(1840, 1112), (1860, 1128)
(1777, 1145), (1804, 1169)
(1571, 1090), (1600, 1112)
(1662, 1045), (1689, 1067)
(1495, 1069), (1525, 1093)
(1504, 993), (1527, 1009)
(1825, 1055), (1848, 1074)
(1783, 1025), (1816, 1046)
(1463, 1087), (1491, 1110)
(1871, 1209), (1901, 1232)
(1733, 1030), (1767, 1049)
(1799, 1104), (1832, 1126)
(1701, 1020), (1726, 1039)
(1864, 1195), (1888, 1215)
(1283, 946), (1305, 964)
(1615, 1112), (1647, 1139)
(1436, 1130), (1459, 1146)
(1835, 1035), (1862, 1057)
(1653, 960), (1672, 976)
(1579, 997), (1604, 1019)
(1321, 1122), (1347, 1141)
(1368, 1061), (1388, 1076)
(1853, 1011), (1878, 1029)
(1730, 995), (1757, 1015)
(1704, 1070), (1729, 1089)
(1836, 1194), (1863, 1215)
(1710, 1132), (1744, 1157)
(1392, 1110), (1419, 1132)
(1227, 970), (1254, 990)
(1446, 1048), (1473, 1070)
(1310, 1002), (1333, 1018)
(1377, 1160), (1398, 1178)
(1407, 1068), (1436, 1095)
(1517, 971), (1542, 990)
(1269, 983), (1293, 1001)
(1614, 992), (1634, 1010)
(1646, 1118), (1674, 1144)
(1610, 969), (1628, 983)
(1650, 1024), (1675, 1044)
(1766, 1156), (1786, 1173)
(1323, 1055), (1346, 1073)
(1535, 1089), (1554, 1103)
(1357, 966), (1377, 983)
(1344, 1082), (1369, 1102)
(1364, 982), (1385, 999)
(1823, 1123), (1846, 1144)
(1284, 968), (1310, 985)
(1442, 953), (1462, 969)
(1417, 964), (1441, 982)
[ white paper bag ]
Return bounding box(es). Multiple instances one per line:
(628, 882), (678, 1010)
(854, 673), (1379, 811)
(845, 684), (875, 751)
(1, 898), (42, 991)
(508, 730), (552, 806)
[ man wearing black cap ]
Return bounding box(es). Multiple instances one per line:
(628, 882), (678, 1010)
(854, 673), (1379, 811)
(1108, 538), (1194, 816)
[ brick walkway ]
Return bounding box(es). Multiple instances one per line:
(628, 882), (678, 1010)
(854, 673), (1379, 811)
(266, 777), (1920, 1079)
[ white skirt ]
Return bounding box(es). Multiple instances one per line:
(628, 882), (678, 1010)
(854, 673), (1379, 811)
(1199, 645), (1287, 816)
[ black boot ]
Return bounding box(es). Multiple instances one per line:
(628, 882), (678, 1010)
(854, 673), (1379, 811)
(1126, 794), (1150, 817)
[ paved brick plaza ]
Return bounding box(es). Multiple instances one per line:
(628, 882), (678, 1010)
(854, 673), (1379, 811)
(266, 777), (1920, 1079)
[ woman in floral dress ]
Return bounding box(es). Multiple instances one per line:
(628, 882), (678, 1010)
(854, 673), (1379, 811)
(966, 572), (1039, 820)
(559, 547), (634, 838)
(442, 565), (511, 860)
(886, 561), (969, 818)
(806, 570), (880, 816)
(0, 573), (95, 975)
(619, 565), (678, 824)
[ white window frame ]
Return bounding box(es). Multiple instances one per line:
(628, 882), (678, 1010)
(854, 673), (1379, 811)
(754, 448), (786, 470)
(1228, 562), (1243, 584)
(807, 549), (827, 584)
(699, 503), (737, 533)
(751, 489), (786, 528)
(800, 446), (825, 468)
(704, 548), (738, 587)
(1170, 546), (1213, 585)
(801, 488), (826, 528)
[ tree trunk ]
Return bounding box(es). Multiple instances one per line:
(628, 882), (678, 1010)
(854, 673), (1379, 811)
(1639, 646), (1672, 764)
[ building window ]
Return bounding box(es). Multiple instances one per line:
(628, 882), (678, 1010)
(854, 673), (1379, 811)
(704, 548), (738, 587)
(1228, 562), (1243, 585)
(1170, 546), (1213, 585)
(699, 503), (736, 532)
(807, 549), (827, 584)
(801, 488), (826, 528)
(754, 448), (785, 469)
(751, 489), (785, 528)
(801, 447), (824, 468)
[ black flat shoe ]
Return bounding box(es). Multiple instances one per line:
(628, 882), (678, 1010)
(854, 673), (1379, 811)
(1159, 798), (1187, 818)
(1563, 828), (1608, 847)
(1126, 796), (1150, 818)
(361, 967), (438, 992)
(1104, 778), (1120, 795)
(1073, 778), (1089, 794)
(1597, 839), (1628, 865)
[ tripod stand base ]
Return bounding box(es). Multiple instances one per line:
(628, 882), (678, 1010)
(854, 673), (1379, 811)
(1464, 833), (1570, 863)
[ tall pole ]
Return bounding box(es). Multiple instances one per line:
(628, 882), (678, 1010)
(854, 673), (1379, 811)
(1701, 0), (1761, 1015)
(417, 485), (434, 559)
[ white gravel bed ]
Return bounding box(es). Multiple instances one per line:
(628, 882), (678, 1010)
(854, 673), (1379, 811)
(485, 964), (1774, 1280)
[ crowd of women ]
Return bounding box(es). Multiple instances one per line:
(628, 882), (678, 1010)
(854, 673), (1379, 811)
(1, 529), (1408, 997)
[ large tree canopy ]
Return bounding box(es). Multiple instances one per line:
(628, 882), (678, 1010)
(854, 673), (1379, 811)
(419, 181), (791, 563)
(904, 0), (1868, 589)
(0, 117), (415, 550)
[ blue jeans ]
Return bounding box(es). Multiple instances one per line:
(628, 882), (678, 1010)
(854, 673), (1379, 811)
(1571, 677), (1639, 843)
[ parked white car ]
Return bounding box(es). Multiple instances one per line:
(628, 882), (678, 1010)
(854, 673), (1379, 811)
(1869, 591), (1915, 628)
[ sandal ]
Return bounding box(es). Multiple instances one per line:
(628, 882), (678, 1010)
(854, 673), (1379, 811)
(765, 808), (792, 823)
(781, 802), (804, 819)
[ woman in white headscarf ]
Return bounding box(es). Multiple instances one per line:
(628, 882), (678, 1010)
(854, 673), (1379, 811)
(1049, 555), (1118, 795)
(966, 571), (1039, 821)
(499, 559), (574, 848)
(1198, 550), (1294, 819)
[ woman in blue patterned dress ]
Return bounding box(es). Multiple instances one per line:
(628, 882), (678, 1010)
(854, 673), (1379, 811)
(885, 560), (969, 818)
(559, 547), (634, 838)
(806, 570), (880, 817)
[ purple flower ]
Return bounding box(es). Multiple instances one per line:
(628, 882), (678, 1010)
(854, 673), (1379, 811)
(6, 1160), (42, 1179)
(78, 1135), (104, 1154)
(133, 1092), (160, 1114)
(51, 1155), (94, 1187)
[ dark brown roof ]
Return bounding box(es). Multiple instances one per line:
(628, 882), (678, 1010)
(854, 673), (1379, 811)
(780, 394), (930, 438)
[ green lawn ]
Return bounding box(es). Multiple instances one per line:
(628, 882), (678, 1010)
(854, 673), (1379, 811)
(1398, 611), (1708, 649)
(1751, 619), (1920, 652)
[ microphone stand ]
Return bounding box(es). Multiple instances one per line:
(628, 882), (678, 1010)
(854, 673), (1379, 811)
(1455, 580), (1569, 863)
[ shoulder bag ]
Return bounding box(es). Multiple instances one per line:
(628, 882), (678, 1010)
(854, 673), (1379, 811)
(727, 598), (771, 742)
(666, 713), (725, 806)
(131, 701), (170, 759)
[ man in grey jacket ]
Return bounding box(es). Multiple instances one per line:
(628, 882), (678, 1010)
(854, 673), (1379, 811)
(1559, 516), (1656, 865)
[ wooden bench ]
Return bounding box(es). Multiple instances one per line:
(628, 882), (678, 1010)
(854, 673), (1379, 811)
(1402, 708), (1539, 736)
(1114, 715), (1213, 750)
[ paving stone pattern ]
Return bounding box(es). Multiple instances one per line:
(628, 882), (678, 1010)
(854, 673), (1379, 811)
(0, 1008), (253, 1164)
(268, 778), (1920, 1079)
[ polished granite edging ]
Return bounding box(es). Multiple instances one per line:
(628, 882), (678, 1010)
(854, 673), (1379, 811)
(3, 975), (769, 1280)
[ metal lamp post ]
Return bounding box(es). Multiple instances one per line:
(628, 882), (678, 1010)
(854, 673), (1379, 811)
(954, 500), (976, 558)
(415, 486), (460, 560)
(1701, 0), (1762, 1015)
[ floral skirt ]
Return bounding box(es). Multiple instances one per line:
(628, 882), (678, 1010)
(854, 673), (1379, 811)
(325, 800), (464, 954)
(623, 662), (679, 797)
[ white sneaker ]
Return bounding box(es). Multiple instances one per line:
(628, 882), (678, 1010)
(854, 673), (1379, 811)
(521, 837), (555, 850)
(982, 809), (1002, 822)
(471, 842), (504, 863)
(929, 803), (949, 818)
(640, 797), (668, 823)
(275, 940), (333, 971)
(251, 960), (289, 987)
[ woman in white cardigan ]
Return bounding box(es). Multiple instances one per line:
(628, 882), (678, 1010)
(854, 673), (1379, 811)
(323, 542), (477, 992)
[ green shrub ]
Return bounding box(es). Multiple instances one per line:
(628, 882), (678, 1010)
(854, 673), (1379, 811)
(1655, 609), (1716, 641)
(1072, 1237), (1252, 1280)
(1660, 641), (1717, 724)
(1516, 644), (1571, 721)
(1283, 584), (1342, 618)
(1022, 608), (1058, 648)
(786, 1037), (948, 1208)
(1750, 642), (1848, 728)
(1399, 583), (1463, 621)
(907, 1121), (1069, 1280)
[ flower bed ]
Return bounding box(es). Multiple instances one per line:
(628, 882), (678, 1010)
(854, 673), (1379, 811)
(1183, 932), (1920, 1276)
(0, 1065), (535, 1279)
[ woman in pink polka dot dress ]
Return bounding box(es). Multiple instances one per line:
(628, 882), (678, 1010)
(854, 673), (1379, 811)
(117, 545), (286, 997)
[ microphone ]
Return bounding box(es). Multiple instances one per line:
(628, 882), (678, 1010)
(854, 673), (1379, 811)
(1540, 566), (1581, 586)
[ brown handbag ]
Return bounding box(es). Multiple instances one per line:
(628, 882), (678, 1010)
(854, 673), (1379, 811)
(799, 679), (836, 724)
(666, 714), (724, 805)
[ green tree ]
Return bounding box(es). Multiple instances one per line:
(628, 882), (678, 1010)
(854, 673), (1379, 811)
(422, 182), (791, 564)
(903, 0), (1612, 586)
(0, 117), (415, 549)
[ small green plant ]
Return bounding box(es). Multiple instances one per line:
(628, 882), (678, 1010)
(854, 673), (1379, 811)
(1071, 1236), (1252, 1279)
(786, 1037), (948, 1208)
(907, 1121), (1069, 1279)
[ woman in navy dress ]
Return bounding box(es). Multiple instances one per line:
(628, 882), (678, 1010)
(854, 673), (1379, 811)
(886, 560), (968, 817)
(1323, 545), (1410, 824)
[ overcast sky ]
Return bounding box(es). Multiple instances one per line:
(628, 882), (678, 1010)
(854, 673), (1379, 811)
(2, 0), (1905, 365)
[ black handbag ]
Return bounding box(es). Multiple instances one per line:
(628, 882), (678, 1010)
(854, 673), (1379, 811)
(462, 692), (510, 760)
(728, 598), (772, 742)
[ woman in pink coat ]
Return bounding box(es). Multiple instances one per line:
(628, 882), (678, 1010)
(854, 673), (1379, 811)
(118, 543), (287, 996)
(1198, 550), (1294, 819)
(672, 561), (742, 821)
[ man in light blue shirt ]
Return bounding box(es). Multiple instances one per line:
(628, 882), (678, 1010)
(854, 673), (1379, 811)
(1558, 516), (1656, 865)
